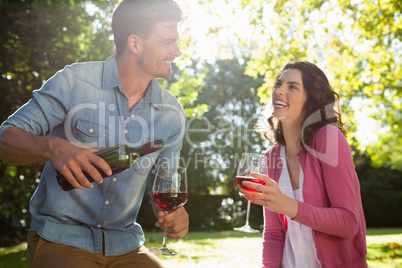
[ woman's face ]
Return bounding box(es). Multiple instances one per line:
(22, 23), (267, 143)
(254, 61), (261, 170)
(272, 68), (307, 126)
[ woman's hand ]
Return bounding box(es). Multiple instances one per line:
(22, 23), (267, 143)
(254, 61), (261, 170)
(239, 172), (298, 219)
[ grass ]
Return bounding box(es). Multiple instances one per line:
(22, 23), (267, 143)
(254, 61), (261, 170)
(0, 228), (401, 268)
(145, 231), (263, 267)
(0, 242), (27, 268)
(366, 228), (402, 268)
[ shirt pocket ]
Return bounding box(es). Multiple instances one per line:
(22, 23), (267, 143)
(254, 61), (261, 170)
(74, 119), (107, 147)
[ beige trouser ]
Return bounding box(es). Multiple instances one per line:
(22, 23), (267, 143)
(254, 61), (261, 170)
(27, 231), (164, 268)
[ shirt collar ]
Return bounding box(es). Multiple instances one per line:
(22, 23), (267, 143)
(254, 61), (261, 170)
(147, 79), (162, 109)
(102, 54), (162, 110)
(102, 54), (120, 89)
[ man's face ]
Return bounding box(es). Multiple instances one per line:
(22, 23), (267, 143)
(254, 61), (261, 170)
(137, 21), (181, 79)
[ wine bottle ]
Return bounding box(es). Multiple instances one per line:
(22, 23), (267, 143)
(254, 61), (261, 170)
(56, 139), (164, 191)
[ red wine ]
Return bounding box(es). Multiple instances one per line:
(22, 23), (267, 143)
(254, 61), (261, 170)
(236, 176), (265, 192)
(152, 192), (187, 212)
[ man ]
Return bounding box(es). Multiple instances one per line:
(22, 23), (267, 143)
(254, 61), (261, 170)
(0, 0), (188, 267)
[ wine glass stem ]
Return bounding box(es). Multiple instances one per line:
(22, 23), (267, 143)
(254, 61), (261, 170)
(245, 200), (251, 225)
(161, 211), (168, 248)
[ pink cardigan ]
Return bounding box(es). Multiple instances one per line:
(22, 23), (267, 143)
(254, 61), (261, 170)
(261, 125), (367, 268)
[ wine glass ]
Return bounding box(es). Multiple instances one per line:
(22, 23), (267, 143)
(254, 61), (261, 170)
(150, 163), (188, 256)
(233, 153), (266, 233)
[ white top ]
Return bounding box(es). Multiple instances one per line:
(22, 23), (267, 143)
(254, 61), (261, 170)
(278, 145), (321, 268)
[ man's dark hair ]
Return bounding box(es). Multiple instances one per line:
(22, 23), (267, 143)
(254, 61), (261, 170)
(112, 0), (182, 55)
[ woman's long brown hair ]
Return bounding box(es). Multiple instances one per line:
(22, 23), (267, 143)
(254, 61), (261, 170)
(258, 61), (345, 151)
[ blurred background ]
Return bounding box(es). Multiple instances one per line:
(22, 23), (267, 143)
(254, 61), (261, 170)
(0, 0), (401, 247)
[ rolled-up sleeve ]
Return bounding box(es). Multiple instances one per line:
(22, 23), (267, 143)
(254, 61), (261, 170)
(0, 65), (75, 136)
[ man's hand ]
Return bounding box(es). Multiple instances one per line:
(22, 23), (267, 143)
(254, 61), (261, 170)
(0, 127), (112, 189)
(155, 206), (189, 239)
(49, 139), (112, 189)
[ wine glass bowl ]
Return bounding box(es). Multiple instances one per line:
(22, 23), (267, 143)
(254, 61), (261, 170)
(152, 191), (187, 212)
(233, 153), (266, 233)
(235, 177), (265, 192)
(150, 163), (187, 256)
(235, 153), (266, 192)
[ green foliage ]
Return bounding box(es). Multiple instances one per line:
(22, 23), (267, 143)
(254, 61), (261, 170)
(0, 0), (118, 246)
(158, 33), (208, 118)
(163, 66), (208, 118)
(181, 57), (265, 196)
(355, 153), (402, 227)
(0, 0), (207, 246)
(190, 0), (402, 231)
(0, 0), (116, 122)
(1, 0), (401, 247)
(237, 0), (402, 170)
(0, 162), (43, 246)
(138, 193), (263, 233)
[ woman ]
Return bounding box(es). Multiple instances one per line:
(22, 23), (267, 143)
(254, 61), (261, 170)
(240, 61), (367, 267)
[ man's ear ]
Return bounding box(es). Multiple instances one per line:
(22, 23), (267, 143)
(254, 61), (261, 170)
(127, 34), (142, 54)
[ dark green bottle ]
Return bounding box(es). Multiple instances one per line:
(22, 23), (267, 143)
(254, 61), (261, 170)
(56, 139), (164, 191)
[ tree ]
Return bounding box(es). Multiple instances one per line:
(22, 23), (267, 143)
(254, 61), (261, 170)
(181, 55), (265, 196)
(154, 55), (266, 230)
(0, 0), (206, 245)
(0, 0), (116, 122)
(198, 0), (401, 170)
(0, 0), (119, 246)
(187, 0), (401, 228)
(249, 0), (401, 170)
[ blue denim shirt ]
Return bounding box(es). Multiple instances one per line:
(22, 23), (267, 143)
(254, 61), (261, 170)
(0, 54), (185, 256)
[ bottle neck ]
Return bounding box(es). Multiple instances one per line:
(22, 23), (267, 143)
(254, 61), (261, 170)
(129, 139), (165, 157)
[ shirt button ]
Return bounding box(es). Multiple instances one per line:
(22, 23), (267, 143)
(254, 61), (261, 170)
(105, 200), (110, 205)
(89, 128), (94, 133)
(97, 224), (102, 228)
(131, 114), (135, 118)
(296, 156), (300, 159)
(113, 178), (117, 182)
(124, 129), (128, 134)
